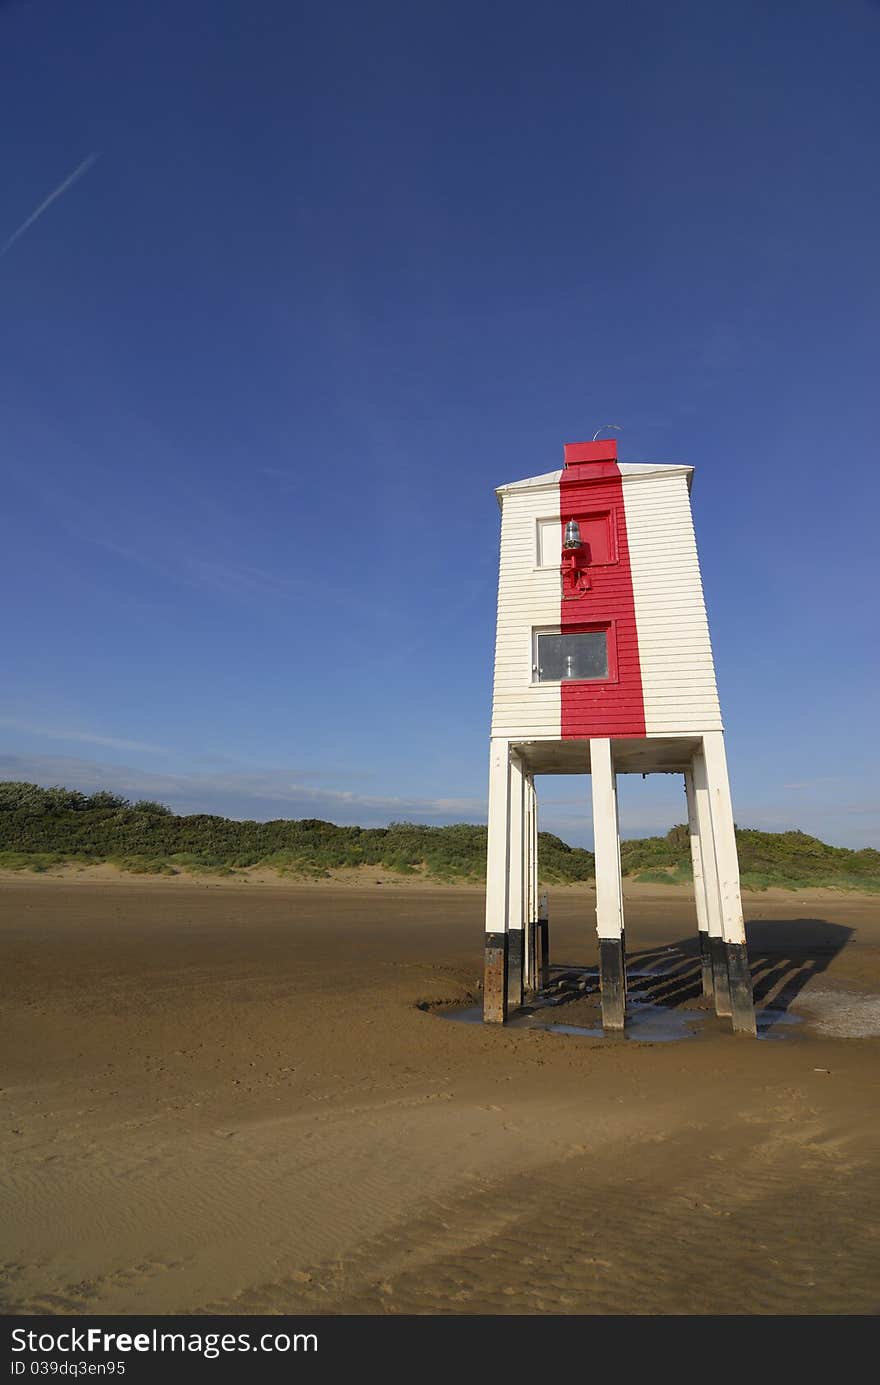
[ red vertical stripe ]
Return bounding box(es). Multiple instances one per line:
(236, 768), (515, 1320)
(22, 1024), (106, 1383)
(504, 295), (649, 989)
(559, 462), (646, 738)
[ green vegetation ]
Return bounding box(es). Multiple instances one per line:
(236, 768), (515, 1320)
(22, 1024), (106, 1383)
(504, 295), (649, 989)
(0, 781), (878, 891)
(619, 818), (880, 891)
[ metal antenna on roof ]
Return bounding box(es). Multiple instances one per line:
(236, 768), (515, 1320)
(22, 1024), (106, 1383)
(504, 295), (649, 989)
(592, 424), (623, 441)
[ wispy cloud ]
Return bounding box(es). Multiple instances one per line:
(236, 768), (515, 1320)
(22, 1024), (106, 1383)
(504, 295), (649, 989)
(0, 717), (167, 756)
(0, 754), (486, 827)
(782, 777), (845, 791)
(0, 153), (99, 258)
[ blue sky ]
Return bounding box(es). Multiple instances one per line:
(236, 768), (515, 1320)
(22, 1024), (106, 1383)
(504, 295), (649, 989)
(1, 0), (878, 847)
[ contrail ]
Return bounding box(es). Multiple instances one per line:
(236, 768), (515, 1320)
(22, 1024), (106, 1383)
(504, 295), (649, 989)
(0, 152), (100, 258)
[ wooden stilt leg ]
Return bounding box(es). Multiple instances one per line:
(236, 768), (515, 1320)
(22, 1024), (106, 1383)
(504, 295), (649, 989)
(698, 929), (714, 1000)
(702, 733), (757, 1037)
(538, 892), (549, 991)
(522, 777), (538, 997)
(483, 933), (508, 1024)
(709, 933), (732, 1016)
(507, 928), (523, 1011)
(506, 753), (525, 1013)
(590, 738), (626, 1034)
(726, 942), (755, 1034)
(483, 739), (511, 1024)
(693, 748), (732, 1020)
(599, 936), (626, 1031)
(610, 771), (627, 999)
(685, 768), (713, 999)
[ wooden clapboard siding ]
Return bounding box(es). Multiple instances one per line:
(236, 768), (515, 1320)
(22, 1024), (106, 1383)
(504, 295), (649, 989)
(490, 481), (561, 739)
(622, 469), (722, 734)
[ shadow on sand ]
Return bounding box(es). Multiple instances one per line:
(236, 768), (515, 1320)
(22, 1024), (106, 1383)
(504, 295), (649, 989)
(552, 919), (854, 1019)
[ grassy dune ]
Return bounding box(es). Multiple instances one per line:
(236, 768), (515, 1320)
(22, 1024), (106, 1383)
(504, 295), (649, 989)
(1, 781), (878, 892)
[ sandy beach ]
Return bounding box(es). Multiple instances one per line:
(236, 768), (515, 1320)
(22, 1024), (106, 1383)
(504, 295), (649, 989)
(2, 872), (879, 1315)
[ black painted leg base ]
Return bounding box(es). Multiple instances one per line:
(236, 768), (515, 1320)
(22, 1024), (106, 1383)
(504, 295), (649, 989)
(538, 918), (550, 991)
(599, 936), (626, 1031)
(699, 930), (714, 998)
(507, 928), (524, 1013)
(709, 934), (732, 1017)
(523, 920), (538, 998)
(726, 941), (757, 1036)
(483, 932), (508, 1024)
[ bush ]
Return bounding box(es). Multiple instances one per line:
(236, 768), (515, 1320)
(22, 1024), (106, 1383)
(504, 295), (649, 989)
(0, 782), (878, 892)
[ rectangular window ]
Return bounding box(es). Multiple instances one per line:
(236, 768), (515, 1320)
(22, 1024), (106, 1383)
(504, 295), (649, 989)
(534, 630), (609, 682)
(536, 517), (559, 568)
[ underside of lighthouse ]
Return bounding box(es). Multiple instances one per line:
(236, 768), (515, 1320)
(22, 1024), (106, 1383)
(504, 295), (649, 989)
(482, 438), (756, 1036)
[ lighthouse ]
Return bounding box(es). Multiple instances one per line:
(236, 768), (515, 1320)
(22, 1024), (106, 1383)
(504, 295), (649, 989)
(483, 438), (756, 1036)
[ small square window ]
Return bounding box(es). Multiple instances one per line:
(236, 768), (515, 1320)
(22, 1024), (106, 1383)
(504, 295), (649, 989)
(534, 630), (608, 682)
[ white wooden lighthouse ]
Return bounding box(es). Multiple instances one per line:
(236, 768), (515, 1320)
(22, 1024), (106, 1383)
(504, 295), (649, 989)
(483, 438), (756, 1036)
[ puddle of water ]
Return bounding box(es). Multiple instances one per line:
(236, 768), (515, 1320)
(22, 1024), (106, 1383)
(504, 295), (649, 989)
(756, 1007), (803, 1041)
(539, 1022), (605, 1038)
(548, 966), (679, 980)
(439, 1002), (704, 1042)
(621, 1005), (704, 1042)
(439, 1001), (803, 1043)
(443, 1005), (485, 1026)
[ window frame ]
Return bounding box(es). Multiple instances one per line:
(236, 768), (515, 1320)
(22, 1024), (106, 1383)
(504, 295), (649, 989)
(535, 510), (619, 570)
(531, 621), (619, 685)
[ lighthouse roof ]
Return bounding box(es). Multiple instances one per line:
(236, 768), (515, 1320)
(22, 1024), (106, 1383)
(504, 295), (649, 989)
(495, 460), (694, 505)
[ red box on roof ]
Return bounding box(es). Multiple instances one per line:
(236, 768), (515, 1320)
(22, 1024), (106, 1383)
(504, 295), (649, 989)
(563, 439), (618, 465)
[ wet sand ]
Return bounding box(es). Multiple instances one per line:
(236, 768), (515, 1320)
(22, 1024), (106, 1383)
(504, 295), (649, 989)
(2, 875), (879, 1315)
